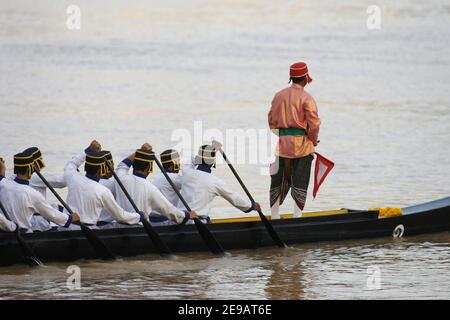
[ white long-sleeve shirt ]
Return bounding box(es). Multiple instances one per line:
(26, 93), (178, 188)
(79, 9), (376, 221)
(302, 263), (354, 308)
(9, 172), (66, 198)
(179, 165), (253, 217)
(0, 211), (16, 232)
(151, 172), (182, 208)
(64, 151), (141, 226)
(0, 176), (71, 231)
(112, 159), (188, 224)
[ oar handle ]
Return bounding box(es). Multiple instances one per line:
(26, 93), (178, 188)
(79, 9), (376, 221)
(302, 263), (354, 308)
(219, 150), (255, 203)
(153, 157), (192, 212)
(105, 161), (140, 214)
(34, 169), (75, 216)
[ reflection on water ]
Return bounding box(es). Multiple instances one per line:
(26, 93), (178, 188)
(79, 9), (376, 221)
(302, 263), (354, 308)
(1, 232), (449, 300)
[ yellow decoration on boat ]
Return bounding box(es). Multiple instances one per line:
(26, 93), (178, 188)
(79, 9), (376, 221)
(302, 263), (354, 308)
(212, 209), (349, 224)
(370, 207), (403, 218)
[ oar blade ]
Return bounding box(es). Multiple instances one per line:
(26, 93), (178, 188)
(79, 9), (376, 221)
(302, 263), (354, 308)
(79, 224), (115, 261)
(23, 256), (43, 267)
(16, 233), (43, 266)
(194, 218), (224, 255)
(258, 211), (287, 248)
(142, 219), (172, 256)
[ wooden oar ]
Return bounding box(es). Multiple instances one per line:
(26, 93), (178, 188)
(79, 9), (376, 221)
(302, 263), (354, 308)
(104, 161), (172, 256)
(33, 169), (115, 261)
(153, 156), (225, 255)
(217, 145), (287, 248)
(0, 200), (43, 266)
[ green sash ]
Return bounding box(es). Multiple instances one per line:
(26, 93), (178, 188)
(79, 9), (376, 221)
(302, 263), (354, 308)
(279, 128), (307, 136)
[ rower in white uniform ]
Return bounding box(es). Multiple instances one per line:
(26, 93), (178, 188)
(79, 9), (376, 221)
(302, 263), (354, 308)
(0, 152), (78, 232)
(179, 143), (261, 221)
(150, 149), (183, 222)
(113, 144), (197, 226)
(64, 140), (144, 229)
(18, 147), (66, 198)
(10, 147), (67, 231)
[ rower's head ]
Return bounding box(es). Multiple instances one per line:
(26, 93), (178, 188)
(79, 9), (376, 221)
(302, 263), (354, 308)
(85, 148), (109, 178)
(160, 149), (180, 174)
(194, 145), (216, 169)
(14, 151), (34, 180)
(103, 151), (114, 179)
(132, 149), (155, 178)
(23, 147), (45, 172)
(289, 62), (312, 87)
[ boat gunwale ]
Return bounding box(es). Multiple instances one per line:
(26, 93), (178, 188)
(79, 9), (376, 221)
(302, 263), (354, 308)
(0, 210), (380, 243)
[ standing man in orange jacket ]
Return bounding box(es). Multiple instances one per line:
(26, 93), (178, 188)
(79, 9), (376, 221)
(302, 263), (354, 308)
(268, 62), (321, 219)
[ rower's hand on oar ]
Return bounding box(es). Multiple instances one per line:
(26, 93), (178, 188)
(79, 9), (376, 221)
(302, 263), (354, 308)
(126, 143), (153, 163)
(89, 140), (102, 152)
(0, 157), (5, 176)
(189, 211), (198, 220)
(254, 202), (262, 212)
(12, 222), (19, 234)
(211, 140), (223, 151)
(141, 142), (152, 151)
(72, 212), (80, 223)
(137, 211), (146, 222)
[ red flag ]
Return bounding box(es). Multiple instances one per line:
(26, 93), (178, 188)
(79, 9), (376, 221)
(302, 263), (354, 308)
(313, 152), (334, 199)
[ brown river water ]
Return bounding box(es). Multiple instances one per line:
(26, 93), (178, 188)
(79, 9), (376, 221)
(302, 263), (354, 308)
(0, 0), (449, 299)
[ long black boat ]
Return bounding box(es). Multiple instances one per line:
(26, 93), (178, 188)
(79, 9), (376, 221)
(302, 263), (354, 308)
(1, 197), (449, 267)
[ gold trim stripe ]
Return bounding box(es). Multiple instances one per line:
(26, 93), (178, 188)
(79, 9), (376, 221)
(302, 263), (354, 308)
(161, 151), (178, 157)
(134, 157), (153, 163)
(85, 161), (104, 166)
(200, 148), (215, 152)
(211, 209), (349, 224)
(161, 158), (180, 164)
(30, 149), (40, 156)
(136, 150), (154, 157)
(14, 155), (33, 160)
(14, 163), (34, 167)
(86, 153), (107, 159)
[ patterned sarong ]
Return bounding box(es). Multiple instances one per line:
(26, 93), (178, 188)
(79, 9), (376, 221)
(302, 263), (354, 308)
(270, 154), (313, 210)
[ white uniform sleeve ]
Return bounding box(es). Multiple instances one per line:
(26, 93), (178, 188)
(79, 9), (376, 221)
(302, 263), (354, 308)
(99, 189), (141, 225)
(212, 177), (253, 212)
(148, 184), (187, 224)
(116, 159), (132, 177)
(0, 212), (16, 232)
(179, 155), (196, 172)
(30, 172), (66, 189)
(30, 191), (71, 227)
(64, 151), (86, 183)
